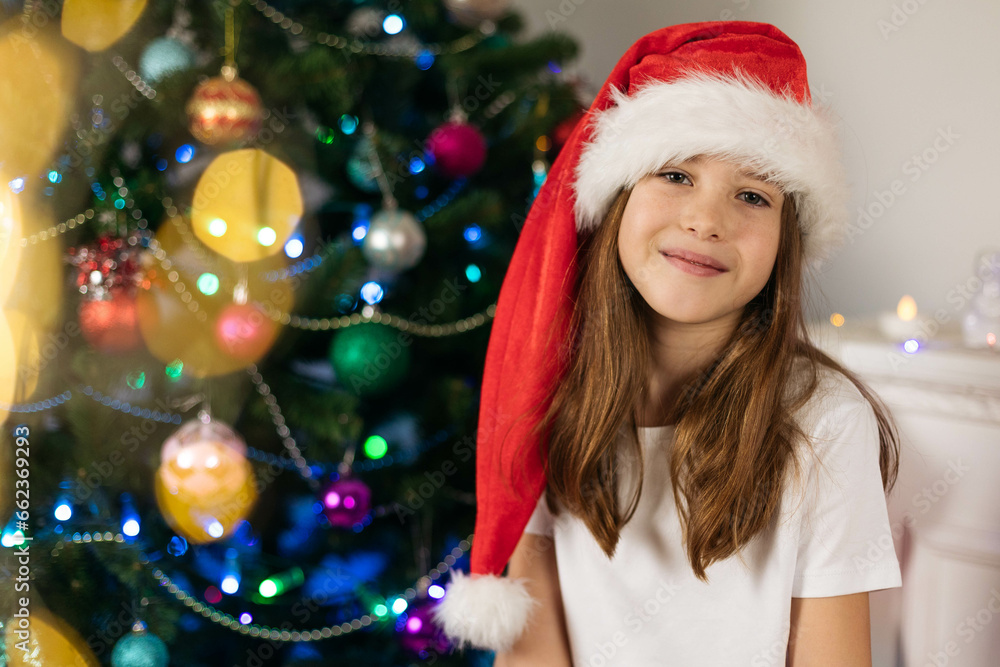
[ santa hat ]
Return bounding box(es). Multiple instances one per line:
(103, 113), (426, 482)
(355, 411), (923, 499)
(431, 20), (850, 653)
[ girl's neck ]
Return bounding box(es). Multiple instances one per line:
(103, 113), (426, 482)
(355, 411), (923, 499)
(638, 308), (740, 427)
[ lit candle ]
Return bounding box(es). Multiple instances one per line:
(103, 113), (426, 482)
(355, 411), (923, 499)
(877, 295), (924, 342)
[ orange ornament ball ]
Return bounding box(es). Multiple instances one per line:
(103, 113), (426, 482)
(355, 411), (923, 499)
(186, 70), (263, 146)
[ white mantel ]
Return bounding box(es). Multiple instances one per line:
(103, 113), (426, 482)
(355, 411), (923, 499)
(808, 318), (1000, 667)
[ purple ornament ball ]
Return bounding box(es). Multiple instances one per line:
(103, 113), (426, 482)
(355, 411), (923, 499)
(398, 599), (451, 655)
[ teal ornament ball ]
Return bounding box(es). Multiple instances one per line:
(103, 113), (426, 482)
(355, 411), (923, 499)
(111, 625), (169, 667)
(346, 136), (381, 193)
(138, 37), (195, 84)
(329, 323), (410, 396)
(362, 208), (426, 272)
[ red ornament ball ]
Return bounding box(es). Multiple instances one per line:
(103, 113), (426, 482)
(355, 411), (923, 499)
(79, 289), (142, 353)
(186, 72), (263, 146)
(320, 477), (372, 528)
(214, 303), (278, 362)
(425, 121), (487, 179)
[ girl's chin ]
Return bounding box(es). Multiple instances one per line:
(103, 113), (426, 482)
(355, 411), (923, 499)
(646, 308), (729, 326)
(641, 300), (745, 327)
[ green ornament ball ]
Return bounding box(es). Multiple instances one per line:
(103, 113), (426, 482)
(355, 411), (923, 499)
(329, 323), (410, 396)
(111, 626), (169, 667)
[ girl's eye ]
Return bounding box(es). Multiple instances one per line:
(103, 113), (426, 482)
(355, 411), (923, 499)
(659, 171), (691, 185)
(658, 171), (772, 208)
(739, 192), (770, 208)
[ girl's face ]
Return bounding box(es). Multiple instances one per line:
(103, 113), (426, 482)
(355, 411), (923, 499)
(617, 155), (784, 328)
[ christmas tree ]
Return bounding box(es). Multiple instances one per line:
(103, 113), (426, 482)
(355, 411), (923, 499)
(0, 0), (583, 664)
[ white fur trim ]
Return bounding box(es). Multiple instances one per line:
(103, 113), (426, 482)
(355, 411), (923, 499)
(573, 68), (851, 270)
(430, 569), (539, 654)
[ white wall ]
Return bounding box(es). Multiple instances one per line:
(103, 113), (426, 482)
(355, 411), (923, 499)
(512, 0), (1000, 326)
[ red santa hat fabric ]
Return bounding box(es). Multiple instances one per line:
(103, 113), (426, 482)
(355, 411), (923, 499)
(432, 19), (850, 653)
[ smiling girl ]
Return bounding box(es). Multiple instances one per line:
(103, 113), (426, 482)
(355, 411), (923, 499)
(432, 20), (902, 666)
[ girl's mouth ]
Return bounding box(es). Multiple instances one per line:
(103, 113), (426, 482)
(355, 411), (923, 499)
(661, 253), (726, 276)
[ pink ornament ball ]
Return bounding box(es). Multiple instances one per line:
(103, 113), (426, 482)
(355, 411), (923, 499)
(214, 303), (279, 362)
(425, 121), (487, 179)
(321, 477), (372, 528)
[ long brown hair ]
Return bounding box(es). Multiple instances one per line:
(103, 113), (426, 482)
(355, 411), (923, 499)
(530, 183), (900, 582)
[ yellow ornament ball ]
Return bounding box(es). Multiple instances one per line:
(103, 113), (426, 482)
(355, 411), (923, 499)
(155, 418), (257, 544)
(61, 0), (147, 52)
(5, 607), (99, 667)
(0, 20), (79, 179)
(190, 149), (303, 263)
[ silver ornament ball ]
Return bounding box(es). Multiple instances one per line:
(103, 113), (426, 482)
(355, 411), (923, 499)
(346, 7), (387, 38)
(362, 209), (426, 272)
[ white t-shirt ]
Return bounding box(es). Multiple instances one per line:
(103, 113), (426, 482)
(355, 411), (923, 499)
(523, 368), (902, 666)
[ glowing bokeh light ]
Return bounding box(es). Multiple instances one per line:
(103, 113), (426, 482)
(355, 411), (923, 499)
(257, 226), (277, 247)
(175, 144), (195, 163)
(364, 435), (388, 459)
(383, 14), (404, 35)
(196, 272), (219, 296)
(54, 504), (72, 522)
(123, 519), (140, 537)
(208, 218), (227, 237)
(284, 235), (304, 259)
(360, 281), (384, 305)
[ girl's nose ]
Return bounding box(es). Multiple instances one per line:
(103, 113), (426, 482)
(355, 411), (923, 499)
(682, 190), (727, 240)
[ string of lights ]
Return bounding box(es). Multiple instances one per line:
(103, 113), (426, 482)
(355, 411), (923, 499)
(44, 527), (475, 642)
